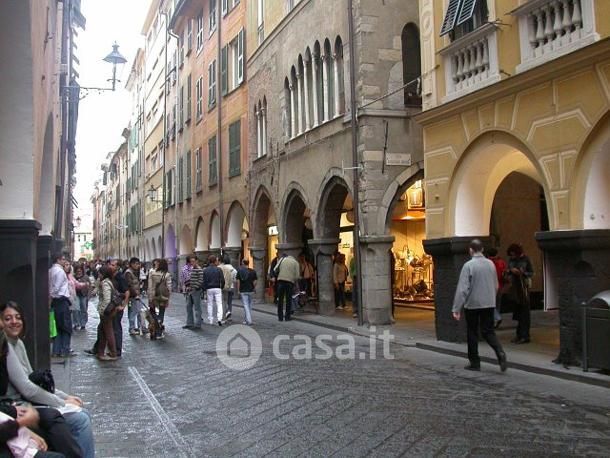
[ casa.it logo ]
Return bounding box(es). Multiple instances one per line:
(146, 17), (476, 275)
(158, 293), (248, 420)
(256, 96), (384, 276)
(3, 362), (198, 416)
(216, 325), (263, 370)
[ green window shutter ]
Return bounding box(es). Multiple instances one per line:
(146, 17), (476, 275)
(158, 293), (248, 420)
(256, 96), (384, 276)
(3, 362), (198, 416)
(186, 150), (192, 198)
(229, 120), (241, 177)
(208, 136), (217, 186)
(186, 75), (192, 122)
(237, 28), (244, 84)
(178, 157), (184, 203)
(221, 46), (228, 95)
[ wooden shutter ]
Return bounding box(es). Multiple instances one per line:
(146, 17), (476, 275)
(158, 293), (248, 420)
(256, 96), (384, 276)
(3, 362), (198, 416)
(440, 0), (463, 36)
(456, 0), (477, 26)
(229, 121), (241, 177)
(237, 29), (244, 84)
(221, 46), (228, 95)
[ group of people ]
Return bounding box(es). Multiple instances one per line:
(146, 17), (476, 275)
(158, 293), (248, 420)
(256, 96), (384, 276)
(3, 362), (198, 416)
(452, 240), (534, 372)
(180, 255), (258, 329)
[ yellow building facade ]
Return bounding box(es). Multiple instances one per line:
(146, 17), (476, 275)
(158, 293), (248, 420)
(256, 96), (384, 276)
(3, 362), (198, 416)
(417, 0), (610, 364)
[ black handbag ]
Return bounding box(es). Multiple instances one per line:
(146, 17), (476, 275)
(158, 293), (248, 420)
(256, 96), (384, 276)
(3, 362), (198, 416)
(104, 281), (123, 316)
(29, 369), (55, 393)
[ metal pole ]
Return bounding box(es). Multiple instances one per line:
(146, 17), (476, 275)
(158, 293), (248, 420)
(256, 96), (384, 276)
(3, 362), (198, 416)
(217, 3), (225, 255)
(161, 8), (168, 259)
(347, 0), (364, 326)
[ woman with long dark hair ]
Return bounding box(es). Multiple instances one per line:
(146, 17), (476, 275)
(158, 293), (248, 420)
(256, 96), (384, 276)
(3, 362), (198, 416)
(148, 259), (172, 338)
(96, 266), (119, 361)
(1, 301), (95, 457)
(505, 243), (534, 344)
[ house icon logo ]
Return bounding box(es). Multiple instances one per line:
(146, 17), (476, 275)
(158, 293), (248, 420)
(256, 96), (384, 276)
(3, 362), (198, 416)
(216, 325), (262, 370)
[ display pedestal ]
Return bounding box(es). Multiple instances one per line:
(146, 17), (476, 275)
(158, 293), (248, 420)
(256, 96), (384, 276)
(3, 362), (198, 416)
(309, 239), (340, 315)
(249, 247), (267, 303)
(360, 235), (395, 325)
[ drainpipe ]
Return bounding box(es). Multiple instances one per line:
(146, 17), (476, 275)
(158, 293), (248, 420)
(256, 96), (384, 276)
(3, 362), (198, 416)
(217, 3), (225, 256)
(347, 0), (364, 326)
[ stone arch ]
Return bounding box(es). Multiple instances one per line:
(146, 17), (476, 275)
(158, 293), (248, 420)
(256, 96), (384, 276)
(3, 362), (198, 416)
(316, 174), (353, 240)
(571, 112), (610, 229)
(209, 211), (221, 250)
(226, 201), (247, 247)
(38, 114), (55, 235)
(251, 185), (277, 247)
(194, 217), (206, 251)
(280, 185), (309, 245)
(179, 225), (193, 255)
(165, 225), (177, 258)
(447, 131), (551, 236)
(377, 161), (425, 235)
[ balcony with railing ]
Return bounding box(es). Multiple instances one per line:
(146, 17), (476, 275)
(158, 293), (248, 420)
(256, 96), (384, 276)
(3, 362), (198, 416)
(514, 0), (599, 73)
(440, 23), (501, 102)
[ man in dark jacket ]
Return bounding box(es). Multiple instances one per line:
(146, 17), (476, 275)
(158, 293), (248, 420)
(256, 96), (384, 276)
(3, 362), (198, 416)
(203, 255), (225, 326)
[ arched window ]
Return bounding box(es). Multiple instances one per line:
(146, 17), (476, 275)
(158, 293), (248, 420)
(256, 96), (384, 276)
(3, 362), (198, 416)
(334, 36), (345, 115)
(262, 97), (268, 156)
(324, 39), (334, 119)
(283, 78), (292, 139)
(401, 23), (421, 107)
(313, 41), (324, 124)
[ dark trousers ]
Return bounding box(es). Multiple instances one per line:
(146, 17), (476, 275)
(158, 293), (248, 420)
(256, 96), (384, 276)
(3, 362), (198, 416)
(97, 314), (117, 357)
(277, 280), (293, 320)
(465, 308), (504, 366)
(51, 297), (72, 356)
(334, 282), (346, 307)
(515, 302), (531, 340)
(35, 406), (83, 458)
(113, 309), (124, 355)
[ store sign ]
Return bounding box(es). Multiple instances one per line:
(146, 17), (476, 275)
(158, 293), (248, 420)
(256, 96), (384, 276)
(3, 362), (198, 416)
(268, 225), (278, 236)
(386, 153), (412, 166)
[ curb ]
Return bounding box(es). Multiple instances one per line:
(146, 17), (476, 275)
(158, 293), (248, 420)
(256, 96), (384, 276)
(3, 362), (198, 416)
(242, 302), (610, 389)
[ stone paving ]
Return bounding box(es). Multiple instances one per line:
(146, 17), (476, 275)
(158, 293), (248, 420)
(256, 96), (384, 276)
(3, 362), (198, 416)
(59, 294), (610, 457)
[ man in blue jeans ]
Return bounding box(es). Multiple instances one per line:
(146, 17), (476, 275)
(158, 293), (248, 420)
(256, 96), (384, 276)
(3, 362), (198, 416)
(49, 254), (74, 357)
(236, 259), (257, 325)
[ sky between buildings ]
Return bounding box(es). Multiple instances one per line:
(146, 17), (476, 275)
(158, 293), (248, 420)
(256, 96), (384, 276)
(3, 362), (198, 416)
(74, 0), (152, 230)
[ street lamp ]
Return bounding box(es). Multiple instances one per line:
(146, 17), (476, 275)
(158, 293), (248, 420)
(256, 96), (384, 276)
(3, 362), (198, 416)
(103, 42), (128, 91)
(146, 185), (163, 202)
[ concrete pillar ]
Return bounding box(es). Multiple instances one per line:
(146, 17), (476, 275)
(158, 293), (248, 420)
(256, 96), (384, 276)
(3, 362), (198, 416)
(303, 60), (311, 130)
(276, 242), (303, 259)
(536, 230), (610, 366)
(423, 236), (492, 343)
(309, 238), (340, 316)
(249, 246), (267, 302)
(359, 235), (395, 325)
(224, 246), (242, 269)
(321, 53), (330, 122)
(311, 56), (319, 127)
(289, 84), (296, 138)
(296, 71), (304, 135)
(332, 53), (341, 116)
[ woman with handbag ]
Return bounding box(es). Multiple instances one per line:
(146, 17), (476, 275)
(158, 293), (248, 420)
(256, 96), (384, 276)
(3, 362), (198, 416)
(97, 266), (119, 361)
(148, 259), (172, 338)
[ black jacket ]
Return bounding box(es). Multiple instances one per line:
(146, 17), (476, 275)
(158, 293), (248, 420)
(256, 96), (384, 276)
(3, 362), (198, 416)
(202, 266), (225, 290)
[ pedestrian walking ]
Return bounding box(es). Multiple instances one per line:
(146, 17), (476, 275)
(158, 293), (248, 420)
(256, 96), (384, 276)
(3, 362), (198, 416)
(73, 266), (90, 330)
(219, 256), (237, 321)
(274, 253), (300, 321)
(452, 239), (507, 372)
(125, 257), (147, 335)
(333, 254), (348, 310)
(486, 247), (507, 328)
(182, 256), (204, 329)
(505, 243), (534, 344)
(96, 266), (119, 361)
(149, 259), (172, 338)
(202, 255), (225, 326)
(236, 259), (257, 325)
(49, 254), (75, 358)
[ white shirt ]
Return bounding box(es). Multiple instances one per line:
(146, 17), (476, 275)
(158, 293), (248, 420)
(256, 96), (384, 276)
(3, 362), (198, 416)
(49, 263), (70, 298)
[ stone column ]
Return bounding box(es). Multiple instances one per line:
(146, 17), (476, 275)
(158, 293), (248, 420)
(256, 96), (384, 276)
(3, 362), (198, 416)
(0, 221), (47, 368)
(303, 60), (311, 130)
(311, 55), (319, 127)
(536, 229), (610, 366)
(176, 255), (188, 288)
(196, 250), (212, 264)
(276, 242), (303, 259)
(296, 71), (304, 135)
(309, 238), (340, 315)
(261, 107), (267, 156)
(289, 84), (296, 138)
(224, 246), (242, 269)
(332, 53), (341, 116)
(359, 235), (395, 325)
(249, 246), (267, 302)
(321, 53), (330, 122)
(423, 236), (493, 342)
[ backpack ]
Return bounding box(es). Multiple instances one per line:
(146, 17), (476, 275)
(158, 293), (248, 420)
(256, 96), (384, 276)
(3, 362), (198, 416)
(155, 273), (170, 301)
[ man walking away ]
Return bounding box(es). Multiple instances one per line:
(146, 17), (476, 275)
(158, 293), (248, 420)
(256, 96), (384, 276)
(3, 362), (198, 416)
(203, 255), (225, 326)
(219, 256), (237, 321)
(236, 259), (257, 325)
(49, 253), (75, 357)
(452, 239), (507, 372)
(275, 253), (300, 321)
(183, 256), (204, 329)
(125, 257), (147, 335)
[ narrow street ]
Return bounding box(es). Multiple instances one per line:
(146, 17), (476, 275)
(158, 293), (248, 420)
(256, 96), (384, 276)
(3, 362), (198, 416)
(60, 295), (610, 457)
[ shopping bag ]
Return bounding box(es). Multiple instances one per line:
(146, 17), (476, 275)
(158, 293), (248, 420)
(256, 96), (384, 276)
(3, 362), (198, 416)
(49, 310), (57, 339)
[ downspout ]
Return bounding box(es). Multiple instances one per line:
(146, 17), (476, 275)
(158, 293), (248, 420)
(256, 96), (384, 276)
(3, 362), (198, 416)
(217, 2), (224, 255)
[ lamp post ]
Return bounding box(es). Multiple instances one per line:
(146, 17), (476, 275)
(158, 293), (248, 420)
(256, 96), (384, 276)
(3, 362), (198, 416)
(103, 43), (128, 91)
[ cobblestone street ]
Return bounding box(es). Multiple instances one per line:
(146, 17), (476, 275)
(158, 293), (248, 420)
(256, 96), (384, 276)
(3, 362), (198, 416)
(61, 295), (610, 457)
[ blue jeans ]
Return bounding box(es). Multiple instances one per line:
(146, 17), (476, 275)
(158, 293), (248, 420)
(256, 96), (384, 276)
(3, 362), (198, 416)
(240, 292), (254, 324)
(186, 291), (203, 326)
(128, 298), (146, 331)
(71, 296), (88, 328)
(65, 410), (95, 458)
(51, 298), (72, 356)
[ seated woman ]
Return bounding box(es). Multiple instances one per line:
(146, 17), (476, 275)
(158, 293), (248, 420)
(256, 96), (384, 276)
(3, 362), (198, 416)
(1, 302), (94, 458)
